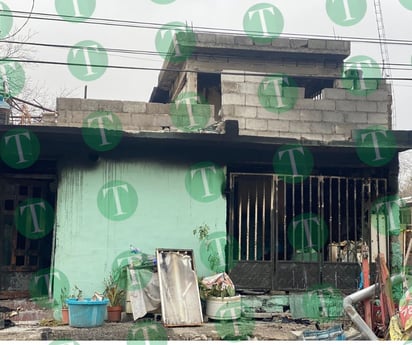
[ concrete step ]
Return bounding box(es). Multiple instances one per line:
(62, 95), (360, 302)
(0, 299), (53, 321)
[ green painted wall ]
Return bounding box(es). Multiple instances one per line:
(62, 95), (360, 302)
(52, 157), (226, 303)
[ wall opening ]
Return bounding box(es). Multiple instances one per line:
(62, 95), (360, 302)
(294, 77), (334, 100)
(0, 174), (56, 299)
(197, 72), (222, 120)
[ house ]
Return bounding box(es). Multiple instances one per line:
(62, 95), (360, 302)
(0, 33), (410, 317)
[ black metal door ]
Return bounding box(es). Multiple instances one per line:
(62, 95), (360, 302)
(228, 173), (389, 292)
(227, 174), (274, 290)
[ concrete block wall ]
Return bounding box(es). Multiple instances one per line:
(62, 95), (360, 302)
(52, 98), (172, 131)
(41, 98), (214, 133)
(221, 70), (391, 142)
(186, 55), (343, 80)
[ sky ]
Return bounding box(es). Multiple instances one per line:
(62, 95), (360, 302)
(3, 0), (412, 130)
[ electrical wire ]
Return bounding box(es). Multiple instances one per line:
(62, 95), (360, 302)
(2, 38), (412, 75)
(1, 1), (35, 40)
(2, 8), (412, 79)
(4, 9), (412, 48)
(5, 57), (412, 81)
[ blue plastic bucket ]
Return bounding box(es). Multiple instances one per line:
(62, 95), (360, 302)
(66, 298), (108, 328)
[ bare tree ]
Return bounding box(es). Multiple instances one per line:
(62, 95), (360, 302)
(0, 30), (79, 124)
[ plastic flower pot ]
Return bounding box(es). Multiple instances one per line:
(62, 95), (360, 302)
(107, 305), (122, 322)
(66, 298), (109, 328)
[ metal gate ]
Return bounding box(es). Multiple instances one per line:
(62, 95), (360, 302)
(227, 173), (389, 292)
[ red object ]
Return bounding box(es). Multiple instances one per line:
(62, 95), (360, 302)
(399, 291), (412, 329)
(107, 306), (122, 322)
(377, 253), (395, 328)
(362, 244), (372, 328)
(61, 308), (69, 325)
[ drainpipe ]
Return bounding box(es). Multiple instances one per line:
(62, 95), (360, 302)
(343, 274), (403, 340)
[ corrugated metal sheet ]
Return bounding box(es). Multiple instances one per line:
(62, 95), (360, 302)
(156, 249), (203, 327)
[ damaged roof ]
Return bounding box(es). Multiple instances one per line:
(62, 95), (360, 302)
(150, 32), (351, 103)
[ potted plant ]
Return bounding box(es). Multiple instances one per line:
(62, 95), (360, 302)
(60, 287), (69, 324)
(104, 269), (125, 322)
(193, 224), (241, 320)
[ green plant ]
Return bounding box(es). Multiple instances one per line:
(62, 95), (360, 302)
(70, 285), (83, 300)
(60, 287), (69, 308)
(193, 224), (221, 272)
(104, 269), (125, 307)
(198, 278), (236, 299)
(193, 225), (235, 299)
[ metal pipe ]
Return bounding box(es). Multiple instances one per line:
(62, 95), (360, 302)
(246, 188), (250, 261)
(254, 183), (258, 260)
(343, 274), (402, 340)
(262, 179), (266, 260)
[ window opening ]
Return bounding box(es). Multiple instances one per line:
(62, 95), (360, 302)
(293, 77), (334, 100)
(197, 72), (222, 120)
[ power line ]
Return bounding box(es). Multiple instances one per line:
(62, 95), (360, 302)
(4, 9), (412, 48)
(5, 57), (412, 81)
(1, 1), (35, 40)
(3, 38), (412, 76)
(2, 39), (161, 57)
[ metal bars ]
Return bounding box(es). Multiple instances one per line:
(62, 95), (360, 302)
(233, 174), (272, 262)
(231, 173), (388, 264)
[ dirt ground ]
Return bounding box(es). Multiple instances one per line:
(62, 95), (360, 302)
(0, 315), (360, 341)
